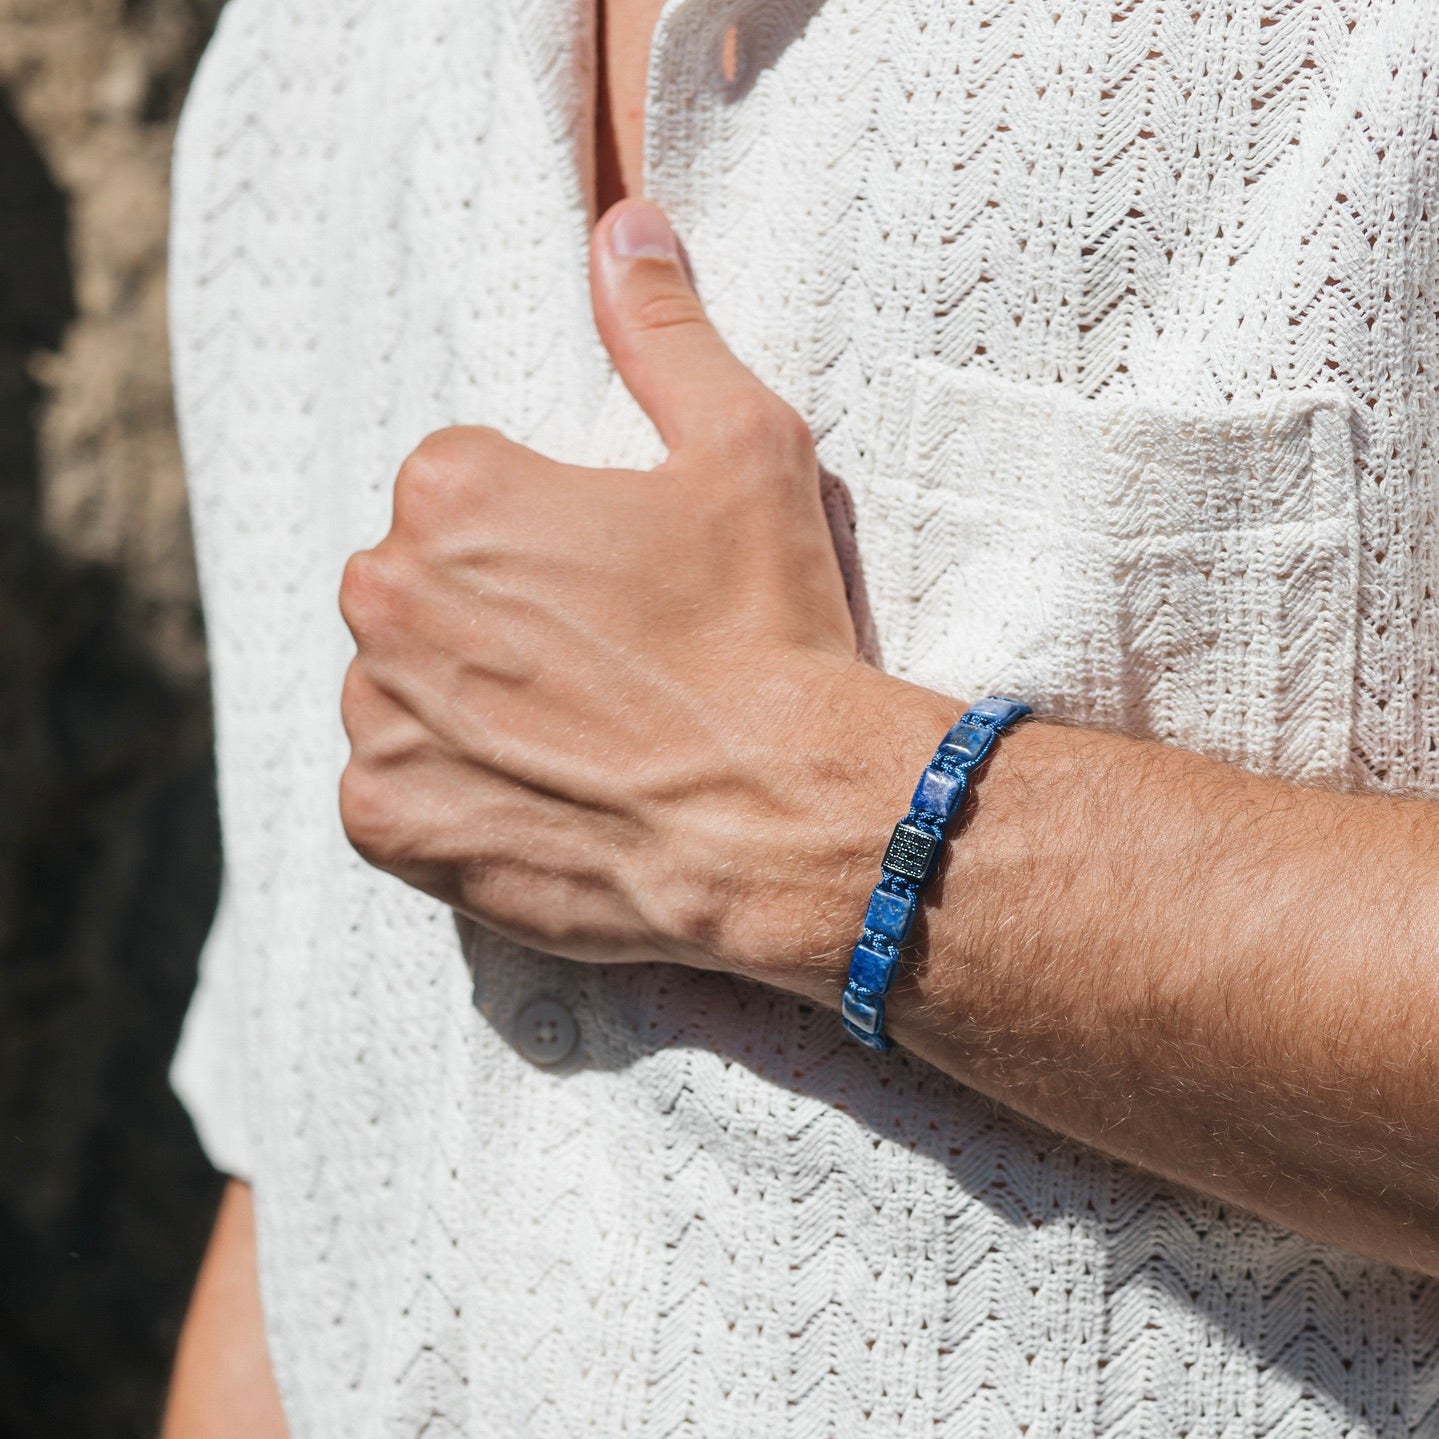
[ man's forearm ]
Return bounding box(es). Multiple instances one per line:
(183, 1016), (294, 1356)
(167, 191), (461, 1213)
(164, 1180), (289, 1439)
(792, 678), (1439, 1275)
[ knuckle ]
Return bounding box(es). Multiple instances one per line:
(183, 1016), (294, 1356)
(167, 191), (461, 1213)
(710, 391), (815, 473)
(762, 400), (817, 470)
(339, 549), (378, 634)
(338, 660), (370, 733)
(338, 763), (396, 866)
(395, 426), (506, 524)
(395, 439), (461, 522)
(338, 548), (400, 640)
(411, 424), (471, 466)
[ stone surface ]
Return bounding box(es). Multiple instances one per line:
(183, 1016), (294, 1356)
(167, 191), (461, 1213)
(0, 3), (226, 1435)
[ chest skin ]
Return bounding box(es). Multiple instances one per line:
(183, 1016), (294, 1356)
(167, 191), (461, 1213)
(596, 0), (669, 208)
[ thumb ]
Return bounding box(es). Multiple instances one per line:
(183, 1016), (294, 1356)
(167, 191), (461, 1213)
(591, 199), (772, 458)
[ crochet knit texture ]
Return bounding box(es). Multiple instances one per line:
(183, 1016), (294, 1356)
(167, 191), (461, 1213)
(171, 0), (1439, 1433)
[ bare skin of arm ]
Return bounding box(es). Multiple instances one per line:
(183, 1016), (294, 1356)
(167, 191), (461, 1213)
(870, 710), (1439, 1273)
(162, 1180), (289, 1439)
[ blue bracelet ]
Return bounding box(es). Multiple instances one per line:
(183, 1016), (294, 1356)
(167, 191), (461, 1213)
(840, 695), (1032, 1051)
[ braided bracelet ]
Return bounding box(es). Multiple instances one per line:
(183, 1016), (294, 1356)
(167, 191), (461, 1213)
(840, 695), (1032, 1051)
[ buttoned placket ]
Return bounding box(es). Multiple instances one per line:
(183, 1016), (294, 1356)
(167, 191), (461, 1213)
(642, 0), (759, 216)
(501, 0), (755, 269)
(494, 0), (770, 480)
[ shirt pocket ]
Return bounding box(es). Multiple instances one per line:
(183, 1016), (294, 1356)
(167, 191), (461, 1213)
(856, 362), (1360, 784)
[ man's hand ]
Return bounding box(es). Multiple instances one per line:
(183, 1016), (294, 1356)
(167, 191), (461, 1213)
(339, 199), (916, 987)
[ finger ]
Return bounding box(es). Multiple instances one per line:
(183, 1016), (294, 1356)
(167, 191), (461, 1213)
(590, 198), (777, 459)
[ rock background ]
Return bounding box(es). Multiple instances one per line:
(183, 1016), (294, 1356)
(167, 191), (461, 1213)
(0, 1), (227, 1434)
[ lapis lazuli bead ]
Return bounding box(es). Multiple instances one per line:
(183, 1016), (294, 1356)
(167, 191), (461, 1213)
(864, 886), (918, 944)
(881, 821), (940, 883)
(842, 696), (1030, 1055)
(963, 696), (1033, 728)
(841, 987), (884, 1035)
(911, 764), (967, 821)
(848, 940), (897, 995)
(937, 723), (994, 765)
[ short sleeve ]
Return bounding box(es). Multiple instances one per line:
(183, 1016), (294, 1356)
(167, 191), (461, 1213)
(164, 3), (275, 1188)
(171, 886), (253, 1181)
(164, 0), (313, 1185)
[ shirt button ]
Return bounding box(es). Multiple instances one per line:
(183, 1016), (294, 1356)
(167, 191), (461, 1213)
(512, 998), (578, 1067)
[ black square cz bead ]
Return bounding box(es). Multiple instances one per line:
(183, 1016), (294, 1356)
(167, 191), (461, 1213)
(881, 821), (940, 883)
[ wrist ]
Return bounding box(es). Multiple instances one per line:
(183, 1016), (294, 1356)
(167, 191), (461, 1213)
(877, 713), (1079, 1072)
(755, 665), (1052, 1062)
(837, 693), (1035, 1049)
(668, 654), (964, 1007)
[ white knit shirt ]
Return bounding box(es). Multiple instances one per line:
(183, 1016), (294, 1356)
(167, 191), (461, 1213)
(170, 0), (1439, 1433)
